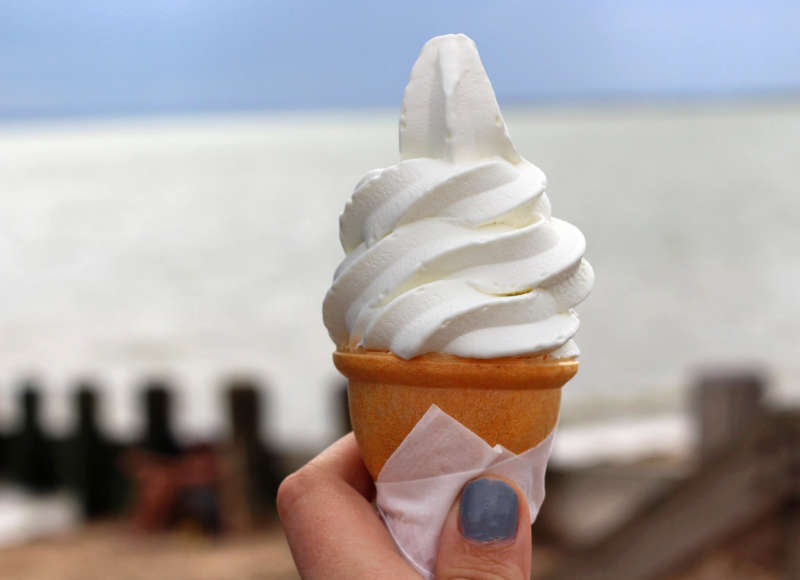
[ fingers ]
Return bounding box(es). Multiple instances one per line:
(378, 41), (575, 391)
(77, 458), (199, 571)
(304, 431), (375, 500)
(435, 476), (532, 580)
(277, 433), (419, 580)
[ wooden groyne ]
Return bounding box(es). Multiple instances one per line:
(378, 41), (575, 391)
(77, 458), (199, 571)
(546, 371), (800, 580)
(0, 376), (292, 532)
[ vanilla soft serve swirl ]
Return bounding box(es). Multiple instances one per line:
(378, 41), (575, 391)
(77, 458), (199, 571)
(323, 34), (593, 359)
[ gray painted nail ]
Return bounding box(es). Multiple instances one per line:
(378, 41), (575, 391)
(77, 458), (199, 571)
(459, 478), (519, 543)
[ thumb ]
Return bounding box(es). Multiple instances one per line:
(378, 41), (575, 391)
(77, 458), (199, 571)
(435, 476), (531, 580)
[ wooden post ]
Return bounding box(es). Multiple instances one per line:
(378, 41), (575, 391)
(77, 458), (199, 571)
(223, 378), (283, 527)
(140, 379), (180, 457)
(691, 370), (766, 460)
(0, 393), (6, 479)
(65, 381), (120, 518)
(8, 379), (60, 493)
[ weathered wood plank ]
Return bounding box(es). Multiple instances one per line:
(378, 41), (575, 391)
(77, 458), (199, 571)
(546, 414), (798, 580)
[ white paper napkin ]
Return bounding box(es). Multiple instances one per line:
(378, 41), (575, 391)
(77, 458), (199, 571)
(375, 405), (555, 579)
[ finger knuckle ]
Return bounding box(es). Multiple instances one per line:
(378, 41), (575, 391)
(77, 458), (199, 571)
(276, 466), (317, 521)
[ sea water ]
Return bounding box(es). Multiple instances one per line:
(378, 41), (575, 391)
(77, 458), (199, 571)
(1, 102), (799, 450)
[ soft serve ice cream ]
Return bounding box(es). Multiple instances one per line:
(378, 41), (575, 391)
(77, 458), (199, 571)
(323, 34), (593, 360)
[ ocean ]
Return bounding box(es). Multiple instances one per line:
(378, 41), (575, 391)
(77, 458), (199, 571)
(1, 102), (799, 450)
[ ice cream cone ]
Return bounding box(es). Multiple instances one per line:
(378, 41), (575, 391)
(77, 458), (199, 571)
(334, 350), (577, 479)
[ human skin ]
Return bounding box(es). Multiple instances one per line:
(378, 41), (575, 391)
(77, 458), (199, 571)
(277, 433), (532, 580)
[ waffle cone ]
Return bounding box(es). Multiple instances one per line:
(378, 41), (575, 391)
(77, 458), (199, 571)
(334, 350), (578, 479)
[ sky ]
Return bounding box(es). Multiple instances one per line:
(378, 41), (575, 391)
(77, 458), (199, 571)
(1, 1), (800, 119)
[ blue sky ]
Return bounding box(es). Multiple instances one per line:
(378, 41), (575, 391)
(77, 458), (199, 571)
(1, 0), (799, 119)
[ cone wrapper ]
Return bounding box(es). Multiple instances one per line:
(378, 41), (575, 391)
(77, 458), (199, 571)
(376, 404), (555, 579)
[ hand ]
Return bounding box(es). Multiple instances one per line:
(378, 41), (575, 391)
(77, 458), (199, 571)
(278, 433), (532, 579)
